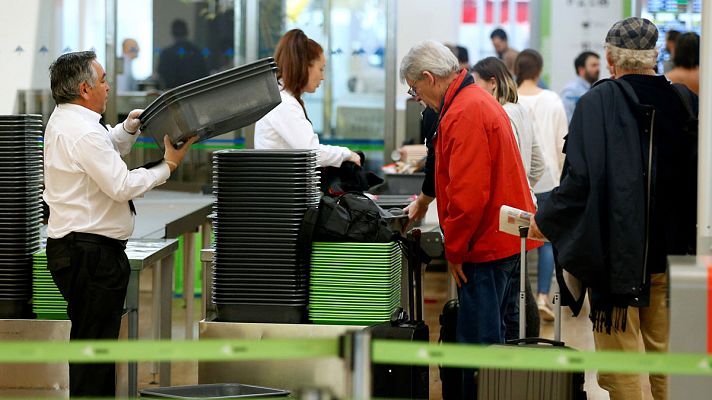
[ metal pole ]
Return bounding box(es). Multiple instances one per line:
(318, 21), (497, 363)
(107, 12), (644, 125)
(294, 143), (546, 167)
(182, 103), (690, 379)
(519, 226), (527, 340)
(493, 0), (502, 29)
(183, 232), (196, 340)
(477, 0), (487, 57)
(245, 0), (258, 63)
(323, 0), (333, 138)
(383, 0), (397, 166)
(104, 0), (117, 125)
(508, 0), (517, 45)
(698, 2), (712, 255)
(234, 0), (246, 66)
(530, 0), (541, 50)
(553, 292), (562, 342)
(344, 330), (371, 400)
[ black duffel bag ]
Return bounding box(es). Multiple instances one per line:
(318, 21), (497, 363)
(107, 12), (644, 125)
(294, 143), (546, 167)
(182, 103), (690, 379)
(301, 192), (395, 243)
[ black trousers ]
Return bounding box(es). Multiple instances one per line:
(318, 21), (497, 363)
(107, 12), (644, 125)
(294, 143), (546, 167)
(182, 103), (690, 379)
(47, 232), (130, 398)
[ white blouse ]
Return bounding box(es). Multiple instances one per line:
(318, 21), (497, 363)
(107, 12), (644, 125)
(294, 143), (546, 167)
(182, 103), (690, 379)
(503, 102), (545, 188)
(517, 90), (569, 193)
(254, 89), (351, 167)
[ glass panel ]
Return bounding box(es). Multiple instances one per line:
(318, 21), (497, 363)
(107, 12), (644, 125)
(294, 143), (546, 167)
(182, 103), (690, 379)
(115, 0), (239, 188)
(256, 0), (387, 170)
(152, 0), (236, 90)
(283, 0), (326, 134)
(116, 0), (153, 89)
(329, 0), (387, 171)
(641, 0), (702, 72)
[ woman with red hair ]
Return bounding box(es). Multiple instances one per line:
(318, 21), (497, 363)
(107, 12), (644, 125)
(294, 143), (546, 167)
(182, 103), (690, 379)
(255, 29), (360, 167)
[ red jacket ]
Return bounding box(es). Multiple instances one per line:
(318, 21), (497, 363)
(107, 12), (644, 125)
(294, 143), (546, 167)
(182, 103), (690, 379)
(436, 70), (540, 264)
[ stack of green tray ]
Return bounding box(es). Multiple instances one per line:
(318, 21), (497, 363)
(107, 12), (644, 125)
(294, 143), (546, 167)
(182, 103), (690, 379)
(32, 251), (68, 320)
(309, 242), (401, 325)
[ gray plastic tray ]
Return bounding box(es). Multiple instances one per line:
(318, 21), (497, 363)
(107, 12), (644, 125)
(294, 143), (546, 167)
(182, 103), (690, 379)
(369, 173), (425, 195)
(140, 60), (281, 150)
(139, 383), (290, 399)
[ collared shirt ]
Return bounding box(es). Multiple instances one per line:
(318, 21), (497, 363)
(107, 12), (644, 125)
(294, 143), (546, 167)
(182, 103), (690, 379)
(43, 103), (170, 240)
(254, 88), (351, 167)
(560, 76), (591, 123)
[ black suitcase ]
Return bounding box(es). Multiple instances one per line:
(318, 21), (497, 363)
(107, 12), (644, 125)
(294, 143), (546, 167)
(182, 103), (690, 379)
(477, 227), (586, 399)
(438, 246), (540, 399)
(369, 229), (429, 399)
(438, 299), (463, 400)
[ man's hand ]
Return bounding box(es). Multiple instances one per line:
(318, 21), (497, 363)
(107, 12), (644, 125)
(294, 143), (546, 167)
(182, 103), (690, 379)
(348, 151), (362, 167)
(448, 261), (467, 288)
(403, 193), (434, 231)
(163, 135), (198, 172)
(528, 215), (547, 241)
(123, 109), (143, 134)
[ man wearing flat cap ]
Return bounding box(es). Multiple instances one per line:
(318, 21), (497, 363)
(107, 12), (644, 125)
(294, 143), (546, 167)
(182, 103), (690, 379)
(529, 17), (698, 400)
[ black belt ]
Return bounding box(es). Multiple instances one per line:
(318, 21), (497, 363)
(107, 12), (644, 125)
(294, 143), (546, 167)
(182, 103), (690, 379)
(51, 232), (128, 250)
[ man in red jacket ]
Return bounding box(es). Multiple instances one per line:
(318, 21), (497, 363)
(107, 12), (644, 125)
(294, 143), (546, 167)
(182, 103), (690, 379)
(400, 40), (539, 396)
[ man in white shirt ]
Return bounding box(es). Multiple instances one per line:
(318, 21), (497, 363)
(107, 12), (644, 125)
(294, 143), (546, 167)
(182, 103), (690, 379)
(43, 51), (196, 397)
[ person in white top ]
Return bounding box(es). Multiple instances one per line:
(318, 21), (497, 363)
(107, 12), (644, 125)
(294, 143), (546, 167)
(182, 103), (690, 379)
(255, 29), (360, 167)
(515, 49), (569, 322)
(471, 56), (544, 339)
(471, 57), (545, 191)
(43, 51), (196, 398)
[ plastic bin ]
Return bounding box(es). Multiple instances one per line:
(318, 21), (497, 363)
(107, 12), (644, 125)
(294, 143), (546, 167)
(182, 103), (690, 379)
(140, 60), (277, 123)
(215, 304), (306, 324)
(139, 58), (281, 150)
(372, 195), (417, 210)
(140, 58), (276, 121)
(369, 173), (424, 196)
(140, 383), (290, 399)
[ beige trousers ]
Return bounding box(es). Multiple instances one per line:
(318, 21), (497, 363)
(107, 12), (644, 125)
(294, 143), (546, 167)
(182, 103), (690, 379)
(593, 273), (669, 400)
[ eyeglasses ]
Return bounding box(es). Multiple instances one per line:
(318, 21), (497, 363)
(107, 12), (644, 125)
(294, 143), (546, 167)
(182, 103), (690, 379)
(407, 85), (417, 97)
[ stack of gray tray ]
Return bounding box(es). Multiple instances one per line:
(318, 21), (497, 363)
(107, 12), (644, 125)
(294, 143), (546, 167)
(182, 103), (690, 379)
(139, 58), (280, 150)
(0, 115), (43, 318)
(211, 149), (320, 323)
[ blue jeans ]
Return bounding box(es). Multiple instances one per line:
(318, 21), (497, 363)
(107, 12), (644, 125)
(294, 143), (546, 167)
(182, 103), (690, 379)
(536, 191), (555, 295)
(456, 254), (520, 397)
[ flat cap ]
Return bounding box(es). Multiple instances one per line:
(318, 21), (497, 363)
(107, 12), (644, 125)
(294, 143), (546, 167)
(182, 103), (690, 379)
(605, 17), (658, 50)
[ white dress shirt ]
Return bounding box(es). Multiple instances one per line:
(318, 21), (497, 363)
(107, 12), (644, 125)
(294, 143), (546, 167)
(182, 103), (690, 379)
(517, 90), (569, 194)
(254, 88), (351, 167)
(43, 103), (170, 240)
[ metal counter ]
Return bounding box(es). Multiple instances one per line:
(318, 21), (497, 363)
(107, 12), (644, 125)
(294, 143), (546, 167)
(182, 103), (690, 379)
(125, 239), (179, 397)
(133, 189), (214, 341)
(668, 255), (712, 399)
(198, 321), (363, 398)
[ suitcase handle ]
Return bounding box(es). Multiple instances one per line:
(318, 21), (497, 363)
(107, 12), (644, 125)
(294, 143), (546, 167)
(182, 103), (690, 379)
(505, 337), (566, 347)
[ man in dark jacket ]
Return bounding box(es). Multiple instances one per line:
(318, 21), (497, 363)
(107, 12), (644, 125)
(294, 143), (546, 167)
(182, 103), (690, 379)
(157, 19), (209, 89)
(529, 17), (697, 400)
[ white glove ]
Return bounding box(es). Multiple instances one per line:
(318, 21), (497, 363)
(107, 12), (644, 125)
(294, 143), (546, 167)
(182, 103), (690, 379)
(122, 109), (143, 134)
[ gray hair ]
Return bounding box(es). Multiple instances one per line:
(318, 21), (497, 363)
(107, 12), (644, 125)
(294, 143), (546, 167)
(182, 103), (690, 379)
(49, 51), (98, 104)
(399, 40), (460, 83)
(605, 44), (658, 70)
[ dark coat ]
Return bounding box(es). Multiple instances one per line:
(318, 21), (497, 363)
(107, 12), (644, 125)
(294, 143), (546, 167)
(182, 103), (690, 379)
(536, 77), (697, 303)
(536, 79), (648, 297)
